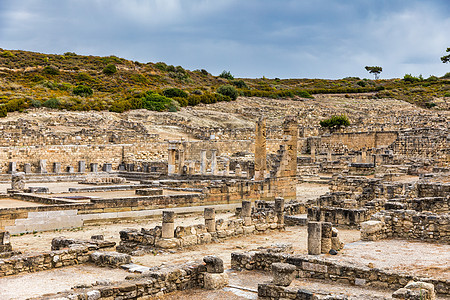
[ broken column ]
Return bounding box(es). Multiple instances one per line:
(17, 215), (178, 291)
(0, 231), (12, 253)
(167, 146), (176, 176)
(38, 159), (47, 174)
(90, 163), (98, 173)
(53, 162), (61, 173)
(204, 208), (216, 233)
(361, 147), (367, 163)
(283, 117), (298, 178)
(254, 116), (267, 181)
(274, 197), (285, 228)
(311, 143), (316, 162)
(272, 263), (296, 286)
(223, 159), (230, 176)
(210, 149), (217, 175)
(235, 164), (242, 177)
(78, 161), (86, 173)
(8, 162), (16, 174)
(307, 221), (322, 255)
(321, 222), (332, 254)
(23, 163), (31, 174)
(161, 210), (175, 239)
(241, 200), (252, 226)
(178, 149), (185, 175)
(203, 256), (228, 290)
(200, 149), (207, 175)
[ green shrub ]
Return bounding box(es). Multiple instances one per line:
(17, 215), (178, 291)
(219, 70), (234, 80)
(76, 72), (93, 82)
(425, 102), (436, 108)
(166, 65), (176, 72)
(43, 65), (60, 75)
(217, 85), (238, 100)
(172, 97), (188, 107)
(31, 99), (42, 108)
(109, 100), (131, 113)
(42, 98), (60, 109)
(231, 80), (248, 89)
(0, 51), (15, 58)
(403, 74), (423, 83)
(294, 90), (313, 98)
(0, 105), (7, 117)
(444, 92), (450, 97)
(154, 62), (167, 71)
(103, 64), (117, 75)
(200, 69), (209, 76)
(319, 115), (350, 128)
(441, 72), (450, 79)
(426, 75), (439, 82)
(356, 80), (367, 87)
(142, 92), (173, 112)
(163, 88), (188, 98)
(6, 99), (26, 112)
(73, 85), (93, 97)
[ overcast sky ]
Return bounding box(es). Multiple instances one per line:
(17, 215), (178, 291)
(0, 0), (449, 79)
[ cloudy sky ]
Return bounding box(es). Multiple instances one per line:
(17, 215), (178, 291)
(0, 0), (449, 79)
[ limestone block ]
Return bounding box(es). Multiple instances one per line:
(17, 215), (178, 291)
(11, 172), (25, 190)
(205, 219), (216, 232)
(90, 251), (131, 267)
(272, 262), (296, 286)
(161, 223), (174, 239)
(162, 211), (175, 223)
(197, 233), (212, 244)
(361, 220), (384, 234)
(204, 273), (229, 290)
(307, 222), (322, 255)
(203, 255), (224, 273)
(155, 238), (180, 249)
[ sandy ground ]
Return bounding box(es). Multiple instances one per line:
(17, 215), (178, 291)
(0, 199), (47, 208)
(53, 189), (197, 199)
(296, 183), (329, 202)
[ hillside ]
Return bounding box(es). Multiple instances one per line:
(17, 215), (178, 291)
(0, 49), (449, 116)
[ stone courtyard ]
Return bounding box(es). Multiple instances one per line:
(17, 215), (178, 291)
(0, 95), (448, 299)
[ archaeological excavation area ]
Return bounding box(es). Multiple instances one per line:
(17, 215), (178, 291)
(0, 96), (448, 299)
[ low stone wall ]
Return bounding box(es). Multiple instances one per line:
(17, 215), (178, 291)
(361, 210), (450, 244)
(258, 283), (347, 300)
(36, 260), (209, 299)
(416, 182), (450, 198)
(118, 212), (283, 254)
(307, 206), (372, 227)
(231, 250), (450, 296)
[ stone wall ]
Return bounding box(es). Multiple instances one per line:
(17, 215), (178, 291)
(361, 210), (450, 244)
(231, 250), (450, 296)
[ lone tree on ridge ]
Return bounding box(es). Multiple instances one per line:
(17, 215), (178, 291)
(441, 47), (450, 63)
(365, 66), (383, 79)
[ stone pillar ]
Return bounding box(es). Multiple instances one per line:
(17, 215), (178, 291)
(361, 147), (367, 163)
(223, 159), (229, 176)
(38, 159), (47, 174)
(327, 150), (332, 161)
(203, 256), (228, 290)
(66, 166), (74, 173)
(188, 161), (195, 175)
(103, 163), (112, 172)
(275, 197), (285, 228)
(178, 149), (185, 175)
(53, 162), (61, 173)
(321, 222), (332, 254)
(272, 263), (296, 286)
(372, 154), (377, 167)
(307, 221), (322, 255)
(283, 117), (298, 177)
(90, 163), (98, 173)
(204, 208), (216, 232)
(23, 163), (31, 174)
(0, 231), (12, 252)
(162, 210), (175, 239)
(247, 164), (255, 179)
(78, 161), (86, 173)
(167, 148), (176, 175)
(235, 164), (242, 177)
(241, 200), (252, 226)
(254, 116), (267, 181)
(311, 143), (316, 162)
(210, 149), (217, 175)
(200, 150), (207, 175)
(8, 162), (16, 174)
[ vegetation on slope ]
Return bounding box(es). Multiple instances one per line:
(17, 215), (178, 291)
(0, 49), (448, 117)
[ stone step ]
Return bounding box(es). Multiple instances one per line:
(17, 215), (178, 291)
(121, 263), (151, 273)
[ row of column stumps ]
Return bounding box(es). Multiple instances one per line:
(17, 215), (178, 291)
(160, 198), (285, 239)
(7, 160), (104, 174)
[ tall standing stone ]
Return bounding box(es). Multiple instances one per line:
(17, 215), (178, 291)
(308, 221), (322, 255)
(78, 161), (86, 173)
(275, 197), (285, 228)
(204, 208), (216, 232)
(53, 162), (61, 173)
(167, 145), (176, 175)
(162, 211), (175, 239)
(321, 222), (332, 254)
(178, 149), (185, 175)
(241, 200), (252, 226)
(283, 117), (298, 178)
(38, 159), (47, 174)
(254, 116), (267, 181)
(200, 150), (207, 175)
(211, 149), (217, 175)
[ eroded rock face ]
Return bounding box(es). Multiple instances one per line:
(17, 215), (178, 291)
(271, 262), (296, 286)
(11, 172), (25, 190)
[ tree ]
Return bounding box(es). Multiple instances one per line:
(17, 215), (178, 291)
(441, 47), (450, 63)
(319, 115), (350, 129)
(219, 70), (234, 80)
(217, 85), (238, 101)
(103, 64), (117, 75)
(365, 66), (382, 79)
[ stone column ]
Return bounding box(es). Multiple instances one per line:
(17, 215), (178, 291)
(327, 150), (332, 161)
(272, 263), (296, 286)
(307, 221), (322, 255)
(274, 197), (285, 228)
(188, 161), (195, 175)
(223, 159), (230, 176)
(311, 143), (316, 162)
(178, 149), (185, 175)
(200, 149), (207, 175)
(235, 164), (242, 177)
(361, 147), (367, 163)
(38, 159), (47, 174)
(8, 162), (16, 174)
(53, 162), (61, 173)
(204, 208), (216, 232)
(103, 163), (112, 172)
(203, 256), (228, 290)
(283, 117), (298, 178)
(167, 148), (176, 175)
(372, 154), (377, 167)
(66, 166), (74, 173)
(162, 210), (175, 239)
(241, 200), (252, 226)
(210, 149), (217, 175)
(78, 161), (86, 173)
(90, 163), (98, 173)
(23, 163), (31, 174)
(321, 222), (332, 254)
(254, 116), (267, 181)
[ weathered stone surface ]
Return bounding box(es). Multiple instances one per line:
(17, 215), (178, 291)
(204, 273), (229, 290)
(90, 251), (131, 267)
(272, 262), (296, 286)
(203, 255), (224, 273)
